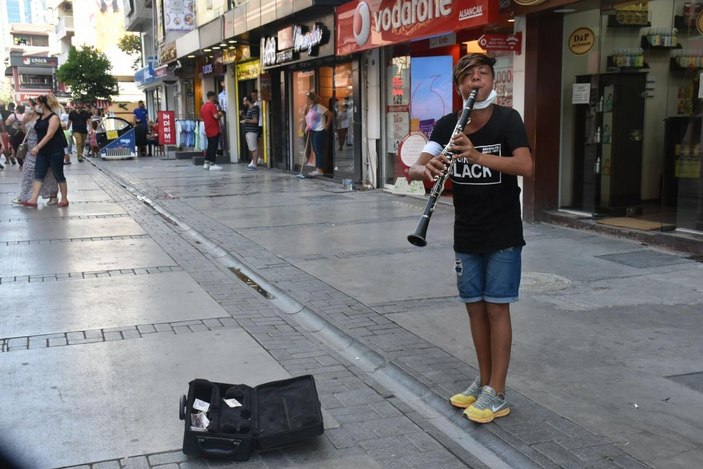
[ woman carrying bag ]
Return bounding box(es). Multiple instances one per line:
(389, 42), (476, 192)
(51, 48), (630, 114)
(21, 95), (69, 208)
(11, 99), (58, 206)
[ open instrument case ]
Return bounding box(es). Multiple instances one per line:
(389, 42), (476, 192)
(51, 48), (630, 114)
(179, 375), (324, 460)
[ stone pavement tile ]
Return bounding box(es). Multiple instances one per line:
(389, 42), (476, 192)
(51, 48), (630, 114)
(92, 461), (121, 469)
(324, 428), (360, 449)
(281, 439), (368, 466)
(358, 415), (423, 437)
(333, 388), (385, 407)
(368, 400), (403, 418)
(612, 454), (650, 468)
(148, 451), (189, 466)
(378, 449), (467, 469)
(120, 455), (150, 469)
(485, 425), (561, 469)
(532, 441), (584, 466)
(330, 405), (381, 425)
(501, 422), (571, 445)
(177, 460), (209, 469)
(572, 444), (631, 463)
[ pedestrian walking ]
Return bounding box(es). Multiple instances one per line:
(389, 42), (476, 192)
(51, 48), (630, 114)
(22, 94), (70, 208)
(200, 91), (223, 171)
(10, 98), (58, 206)
(303, 91), (331, 177)
(60, 103), (73, 164)
(0, 102), (12, 169)
(336, 103), (350, 151)
(6, 103), (26, 167)
(68, 102), (91, 162)
(408, 53), (533, 424)
(241, 96), (260, 170)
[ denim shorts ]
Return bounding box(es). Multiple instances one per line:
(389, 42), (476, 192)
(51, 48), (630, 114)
(455, 247), (522, 304)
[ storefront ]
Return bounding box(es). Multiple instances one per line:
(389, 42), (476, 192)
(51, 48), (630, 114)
(261, 11), (362, 181)
(551, 0), (703, 234)
(235, 59), (264, 164)
(9, 55), (59, 104)
(335, 0), (505, 192)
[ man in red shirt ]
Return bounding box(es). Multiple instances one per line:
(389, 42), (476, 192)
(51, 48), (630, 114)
(200, 91), (224, 170)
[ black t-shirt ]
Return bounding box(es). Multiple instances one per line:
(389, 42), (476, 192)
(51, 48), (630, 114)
(68, 110), (91, 133)
(428, 105), (530, 253)
(35, 113), (65, 155)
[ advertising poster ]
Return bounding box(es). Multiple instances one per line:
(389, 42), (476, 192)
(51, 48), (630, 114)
(158, 111), (176, 145)
(164, 0), (195, 32)
(410, 55), (453, 136)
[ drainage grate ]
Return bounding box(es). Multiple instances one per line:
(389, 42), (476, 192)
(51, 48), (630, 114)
(229, 268), (274, 299)
(667, 371), (703, 394)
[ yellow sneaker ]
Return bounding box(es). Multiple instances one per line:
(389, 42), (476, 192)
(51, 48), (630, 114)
(463, 385), (510, 423)
(449, 377), (483, 408)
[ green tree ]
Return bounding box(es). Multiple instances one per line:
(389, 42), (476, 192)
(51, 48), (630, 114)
(56, 46), (118, 103)
(118, 34), (143, 71)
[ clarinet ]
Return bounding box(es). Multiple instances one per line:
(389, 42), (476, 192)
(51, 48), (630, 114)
(407, 88), (479, 247)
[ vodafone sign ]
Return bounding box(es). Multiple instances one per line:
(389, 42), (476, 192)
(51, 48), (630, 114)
(336, 0), (498, 55)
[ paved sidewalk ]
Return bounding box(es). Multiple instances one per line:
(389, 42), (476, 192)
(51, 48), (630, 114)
(1, 156), (702, 468)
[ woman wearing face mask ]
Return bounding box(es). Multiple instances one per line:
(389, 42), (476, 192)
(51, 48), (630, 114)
(20, 95), (69, 208)
(11, 98), (58, 206)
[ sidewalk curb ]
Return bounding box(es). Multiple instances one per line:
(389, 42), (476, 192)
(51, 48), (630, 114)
(90, 161), (536, 469)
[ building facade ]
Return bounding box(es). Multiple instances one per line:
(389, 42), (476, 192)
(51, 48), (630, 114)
(121, 0), (703, 242)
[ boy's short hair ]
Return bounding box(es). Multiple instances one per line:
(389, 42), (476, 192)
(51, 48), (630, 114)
(453, 53), (496, 86)
(206, 91), (216, 98)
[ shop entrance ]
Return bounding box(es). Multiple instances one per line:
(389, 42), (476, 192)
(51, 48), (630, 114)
(561, 1), (703, 233)
(291, 61), (360, 180)
(238, 80), (258, 163)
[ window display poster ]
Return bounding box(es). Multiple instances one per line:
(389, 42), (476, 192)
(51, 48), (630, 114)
(387, 110), (409, 155)
(158, 111), (176, 145)
(388, 56), (410, 106)
(494, 63), (513, 108)
(410, 56), (453, 137)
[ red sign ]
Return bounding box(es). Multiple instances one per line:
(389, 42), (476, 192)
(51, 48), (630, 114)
(158, 111), (176, 145)
(336, 0), (498, 55)
(478, 33), (522, 53)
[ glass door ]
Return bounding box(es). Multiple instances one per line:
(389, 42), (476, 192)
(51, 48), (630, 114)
(332, 61), (358, 180)
(292, 70), (315, 173)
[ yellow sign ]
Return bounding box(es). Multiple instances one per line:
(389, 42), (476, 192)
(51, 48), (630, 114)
(237, 60), (260, 80)
(675, 157), (701, 178)
(106, 130), (119, 140)
(568, 27), (595, 55)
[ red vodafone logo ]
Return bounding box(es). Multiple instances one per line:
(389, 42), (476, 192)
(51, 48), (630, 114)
(336, 0), (499, 56)
(353, 2), (371, 46)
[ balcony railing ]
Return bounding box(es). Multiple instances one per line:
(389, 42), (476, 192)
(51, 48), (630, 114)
(55, 16), (74, 39)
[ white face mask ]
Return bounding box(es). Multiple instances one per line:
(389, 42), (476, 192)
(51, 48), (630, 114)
(35, 105), (43, 114)
(463, 89), (497, 110)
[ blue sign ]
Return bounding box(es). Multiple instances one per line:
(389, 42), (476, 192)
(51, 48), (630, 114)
(101, 128), (136, 157)
(135, 63), (155, 86)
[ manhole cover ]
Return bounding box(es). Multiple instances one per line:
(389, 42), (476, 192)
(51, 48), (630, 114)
(521, 272), (572, 292)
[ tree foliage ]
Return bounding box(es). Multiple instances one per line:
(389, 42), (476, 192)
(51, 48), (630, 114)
(118, 34), (143, 71)
(56, 46), (118, 103)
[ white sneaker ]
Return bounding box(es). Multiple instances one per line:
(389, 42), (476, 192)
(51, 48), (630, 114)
(203, 162), (211, 169)
(209, 164), (223, 171)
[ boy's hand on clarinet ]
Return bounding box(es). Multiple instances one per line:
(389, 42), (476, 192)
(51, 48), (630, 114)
(450, 133), (480, 164)
(424, 156), (448, 181)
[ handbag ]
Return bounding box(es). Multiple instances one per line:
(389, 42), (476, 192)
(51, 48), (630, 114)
(15, 130), (29, 162)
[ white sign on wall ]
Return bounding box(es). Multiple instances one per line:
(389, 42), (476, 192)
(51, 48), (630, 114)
(572, 83), (591, 104)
